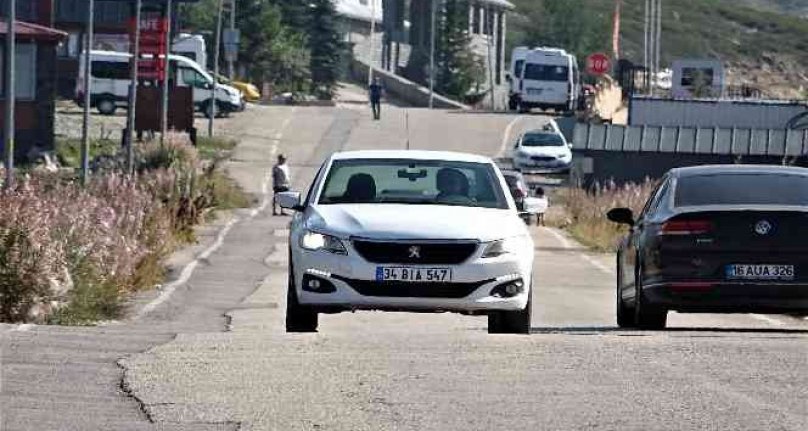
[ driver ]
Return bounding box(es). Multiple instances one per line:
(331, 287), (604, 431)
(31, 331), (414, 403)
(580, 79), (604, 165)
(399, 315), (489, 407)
(436, 168), (474, 204)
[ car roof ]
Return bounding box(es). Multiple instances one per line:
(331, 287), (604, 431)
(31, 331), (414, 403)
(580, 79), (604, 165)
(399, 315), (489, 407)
(672, 164), (808, 178)
(331, 150), (494, 164)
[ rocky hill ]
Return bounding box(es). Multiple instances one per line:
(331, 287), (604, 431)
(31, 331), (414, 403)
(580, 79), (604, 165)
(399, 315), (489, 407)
(508, 0), (808, 99)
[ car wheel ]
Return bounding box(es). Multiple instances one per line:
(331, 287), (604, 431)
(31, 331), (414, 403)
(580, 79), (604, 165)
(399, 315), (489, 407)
(285, 266), (318, 333)
(488, 286), (532, 334)
(97, 98), (117, 116)
(616, 253), (635, 328)
(634, 266), (667, 330)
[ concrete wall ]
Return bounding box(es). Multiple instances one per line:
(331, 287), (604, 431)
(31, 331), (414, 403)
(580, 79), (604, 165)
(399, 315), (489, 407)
(351, 59), (469, 110)
(629, 97), (807, 129)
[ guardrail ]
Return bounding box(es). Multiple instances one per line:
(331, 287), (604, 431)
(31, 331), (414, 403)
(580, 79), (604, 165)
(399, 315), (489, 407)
(573, 123), (808, 157)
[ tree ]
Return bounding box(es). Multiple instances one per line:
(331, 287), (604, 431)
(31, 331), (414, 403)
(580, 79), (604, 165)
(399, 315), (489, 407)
(436, 0), (485, 100)
(306, 0), (344, 99)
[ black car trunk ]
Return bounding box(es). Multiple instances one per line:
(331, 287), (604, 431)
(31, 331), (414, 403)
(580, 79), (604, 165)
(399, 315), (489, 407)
(655, 209), (808, 283)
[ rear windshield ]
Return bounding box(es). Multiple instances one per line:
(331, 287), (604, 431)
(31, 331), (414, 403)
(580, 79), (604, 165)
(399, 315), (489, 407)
(523, 64), (569, 81)
(521, 133), (565, 147)
(675, 173), (808, 207)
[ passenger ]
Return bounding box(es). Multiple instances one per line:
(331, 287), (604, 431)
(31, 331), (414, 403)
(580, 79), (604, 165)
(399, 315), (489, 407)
(436, 168), (473, 204)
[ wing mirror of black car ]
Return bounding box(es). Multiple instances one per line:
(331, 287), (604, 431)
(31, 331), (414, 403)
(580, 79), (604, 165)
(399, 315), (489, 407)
(607, 207), (635, 226)
(398, 168), (428, 182)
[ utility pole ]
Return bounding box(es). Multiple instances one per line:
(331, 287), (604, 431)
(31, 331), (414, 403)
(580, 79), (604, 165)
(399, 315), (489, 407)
(160, 0), (172, 146)
(429, 0), (437, 109)
(81, 0), (94, 185)
(227, 0), (235, 79)
(655, 0), (663, 94)
(208, 0), (223, 137)
(126, 0), (142, 175)
(368, 0), (377, 85)
(4, 0), (15, 189)
(643, 0), (649, 94)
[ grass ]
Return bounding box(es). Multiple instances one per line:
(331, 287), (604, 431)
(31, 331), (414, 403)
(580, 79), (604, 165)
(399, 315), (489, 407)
(204, 168), (254, 211)
(196, 136), (238, 161)
(55, 138), (119, 168)
(550, 181), (658, 252)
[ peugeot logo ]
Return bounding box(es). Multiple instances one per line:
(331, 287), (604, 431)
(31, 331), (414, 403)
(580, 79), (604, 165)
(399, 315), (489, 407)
(408, 246), (421, 259)
(754, 220), (773, 236)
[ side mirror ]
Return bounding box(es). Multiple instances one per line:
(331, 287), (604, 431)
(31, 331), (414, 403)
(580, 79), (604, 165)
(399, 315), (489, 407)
(505, 73), (512, 82)
(607, 207), (635, 226)
(277, 191), (305, 211)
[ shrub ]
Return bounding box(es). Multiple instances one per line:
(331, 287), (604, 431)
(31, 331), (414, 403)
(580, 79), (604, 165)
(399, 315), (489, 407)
(558, 180), (657, 252)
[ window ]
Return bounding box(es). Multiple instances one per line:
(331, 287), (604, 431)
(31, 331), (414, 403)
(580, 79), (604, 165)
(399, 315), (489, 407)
(523, 64), (569, 82)
(91, 61), (130, 80)
(318, 159), (509, 209)
(521, 133), (565, 147)
(179, 67), (209, 89)
(57, 32), (81, 58)
(514, 60), (525, 77)
(675, 174), (808, 207)
(0, 44), (37, 100)
(681, 67), (714, 87)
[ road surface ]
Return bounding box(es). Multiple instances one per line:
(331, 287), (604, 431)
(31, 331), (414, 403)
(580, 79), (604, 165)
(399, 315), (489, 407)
(1, 102), (806, 431)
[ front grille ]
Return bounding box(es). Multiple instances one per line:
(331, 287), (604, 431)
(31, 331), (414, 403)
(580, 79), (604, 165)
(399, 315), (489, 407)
(334, 277), (489, 298)
(531, 156), (556, 162)
(352, 240), (478, 265)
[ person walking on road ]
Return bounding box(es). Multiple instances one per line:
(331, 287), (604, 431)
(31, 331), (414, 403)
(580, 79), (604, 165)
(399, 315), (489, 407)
(272, 154), (292, 216)
(369, 77), (383, 120)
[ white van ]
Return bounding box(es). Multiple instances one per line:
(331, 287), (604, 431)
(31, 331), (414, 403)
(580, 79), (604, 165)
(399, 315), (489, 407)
(75, 50), (243, 117)
(507, 46), (531, 110)
(172, 33), (207, 70)
(517, 48), (580, 114)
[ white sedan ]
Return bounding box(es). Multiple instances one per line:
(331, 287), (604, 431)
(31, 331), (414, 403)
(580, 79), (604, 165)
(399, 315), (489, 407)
(278, 150), (535, 334)
(511, 125), (573, 173)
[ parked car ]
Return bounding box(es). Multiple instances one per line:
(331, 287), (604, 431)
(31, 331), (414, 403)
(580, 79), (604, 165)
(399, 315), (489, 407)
(607, 165), (808, 329)
(278, 150), (535, 334)
(76, 50), (244, 118)
(216, 74), (261, 103)
(511, 127), (573, 173)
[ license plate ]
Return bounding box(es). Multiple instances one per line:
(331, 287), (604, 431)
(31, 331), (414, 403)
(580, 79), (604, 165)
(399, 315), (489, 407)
(725, 264), (795, 281)
(375, 267), (452, 283)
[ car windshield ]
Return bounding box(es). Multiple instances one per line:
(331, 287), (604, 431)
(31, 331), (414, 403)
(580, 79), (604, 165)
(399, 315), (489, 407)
(521, 133), (565, 147)
(318, 159), (509, 209)
(523, 64), (569, 81)
(675, 173), (808, 207)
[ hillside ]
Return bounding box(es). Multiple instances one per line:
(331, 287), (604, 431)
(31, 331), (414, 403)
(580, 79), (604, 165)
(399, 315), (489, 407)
(508, 0), (808, 99)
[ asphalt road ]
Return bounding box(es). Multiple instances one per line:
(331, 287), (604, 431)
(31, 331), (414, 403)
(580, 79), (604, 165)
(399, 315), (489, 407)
(2, 101), (807, 431)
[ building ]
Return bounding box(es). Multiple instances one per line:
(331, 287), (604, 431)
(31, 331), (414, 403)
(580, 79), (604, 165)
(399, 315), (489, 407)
(336, 0), (513, 109)
(0, 20), (66, 158)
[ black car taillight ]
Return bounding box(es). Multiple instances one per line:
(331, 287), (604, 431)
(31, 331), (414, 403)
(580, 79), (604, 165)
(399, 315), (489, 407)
(659, 220), (713, 236)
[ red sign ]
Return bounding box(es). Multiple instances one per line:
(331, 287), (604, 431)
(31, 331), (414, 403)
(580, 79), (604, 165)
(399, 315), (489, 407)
(130, 14), (169, 81)
(586, 53), (611, 76)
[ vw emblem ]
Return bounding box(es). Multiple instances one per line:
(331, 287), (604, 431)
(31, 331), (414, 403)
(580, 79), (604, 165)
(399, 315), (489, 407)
(754, 220), (773, 236)
(408, 246), (421, 259)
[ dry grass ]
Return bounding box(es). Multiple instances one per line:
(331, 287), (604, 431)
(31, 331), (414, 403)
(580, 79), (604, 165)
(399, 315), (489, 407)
(551, 180), (658, 252)
(1, 134), (252, 324)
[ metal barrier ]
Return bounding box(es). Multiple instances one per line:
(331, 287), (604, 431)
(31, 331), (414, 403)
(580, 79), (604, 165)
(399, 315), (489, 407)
(573, 123), (808, 157)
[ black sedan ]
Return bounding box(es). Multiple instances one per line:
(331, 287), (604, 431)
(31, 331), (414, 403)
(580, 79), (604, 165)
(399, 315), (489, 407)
(607, 165), (808, 329)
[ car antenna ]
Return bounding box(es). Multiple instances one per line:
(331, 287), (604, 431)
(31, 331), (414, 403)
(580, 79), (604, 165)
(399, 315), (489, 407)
(405, 110), (411, 150)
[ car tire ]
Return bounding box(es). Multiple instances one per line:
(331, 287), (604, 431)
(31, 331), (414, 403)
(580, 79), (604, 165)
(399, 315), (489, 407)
(285, 267), (318, 333)
(488, 287), (532, 335)
(97, 98), (117, 116)
(616, 253), (635, 328)
(634, 266), (667, 330)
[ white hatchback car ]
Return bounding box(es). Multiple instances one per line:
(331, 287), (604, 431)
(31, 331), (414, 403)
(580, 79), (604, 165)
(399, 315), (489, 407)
(512, 125), (573, 173)
(278, 150), (535, 334)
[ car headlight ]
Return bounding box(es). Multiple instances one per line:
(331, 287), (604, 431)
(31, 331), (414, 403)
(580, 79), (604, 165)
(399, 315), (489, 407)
(517, 150), (530, 158)
(300, 230), (348, 255)
(481, 236), (530, 258)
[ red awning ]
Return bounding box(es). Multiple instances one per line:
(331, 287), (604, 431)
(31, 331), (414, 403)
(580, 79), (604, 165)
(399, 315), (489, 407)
(0, 20), (67, 42)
